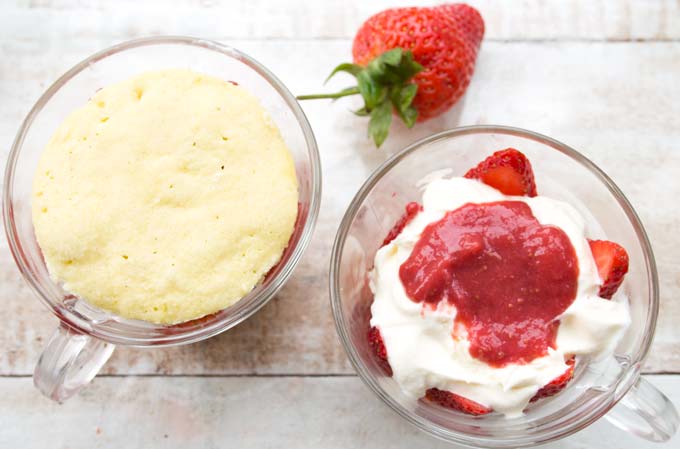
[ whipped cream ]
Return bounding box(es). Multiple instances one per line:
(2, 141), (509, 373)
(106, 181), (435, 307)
(369, 177), (630, 417)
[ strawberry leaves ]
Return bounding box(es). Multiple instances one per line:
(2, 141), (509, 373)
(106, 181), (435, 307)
(368, 100), (392, 148)
(297, 48), (424, 147)
(325, 63), (363, 83)
(391, 83), (418, 127)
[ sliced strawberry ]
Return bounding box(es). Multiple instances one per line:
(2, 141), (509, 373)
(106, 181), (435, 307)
(368, 326), (393, 376)
(530, 356), (575, 402)
(588, 239), (629, 299)
(382, 202), (422, 246)
(425, 388), (492, 416)
(464, 148), (537, 197)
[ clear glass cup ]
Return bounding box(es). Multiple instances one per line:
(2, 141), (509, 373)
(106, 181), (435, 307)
(3, 36), (321, 401)
(330, 125), (678, 446)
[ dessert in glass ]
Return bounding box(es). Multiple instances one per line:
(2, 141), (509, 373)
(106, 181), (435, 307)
(370, 147), (630, 417)
(330, 126), (678, 446)
(3, 37), (321, 401)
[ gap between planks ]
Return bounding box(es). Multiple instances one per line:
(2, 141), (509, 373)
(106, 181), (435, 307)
(4, 36), (680, 44)
(1, 372), (679, 378)
(0, 373), (359, 379)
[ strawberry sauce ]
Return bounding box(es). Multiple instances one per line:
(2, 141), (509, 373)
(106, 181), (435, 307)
(399, 201), (579, 367)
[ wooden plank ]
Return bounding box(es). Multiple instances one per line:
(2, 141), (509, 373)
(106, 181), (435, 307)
(1, 39), (680, 375)
(2, 0), (680, 41)
(0, 375), (678, 448)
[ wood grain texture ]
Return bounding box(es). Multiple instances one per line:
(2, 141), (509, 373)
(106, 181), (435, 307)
(2, 37), (680, 375)
(1, 1), (680, 447)
(2, 0), (680, 41)
(0, 375), (678, 449)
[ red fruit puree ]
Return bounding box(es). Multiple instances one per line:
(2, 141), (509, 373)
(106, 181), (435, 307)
(399, 201), (579, 367)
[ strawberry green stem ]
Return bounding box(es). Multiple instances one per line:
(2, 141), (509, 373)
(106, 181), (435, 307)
(296, 48), (423, 148)
(296, 87), (360, 100)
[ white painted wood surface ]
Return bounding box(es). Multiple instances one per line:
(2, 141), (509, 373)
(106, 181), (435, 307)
(0, 375), (678, 449)
(2, 0), (680, 41)
(0, 1), (679, 447)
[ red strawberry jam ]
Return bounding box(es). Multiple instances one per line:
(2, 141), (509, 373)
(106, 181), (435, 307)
(399, 201), (579, 367)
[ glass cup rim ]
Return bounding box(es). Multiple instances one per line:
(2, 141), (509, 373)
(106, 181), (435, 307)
(329, 125), (659, 445)
(3, 35), (322, 346)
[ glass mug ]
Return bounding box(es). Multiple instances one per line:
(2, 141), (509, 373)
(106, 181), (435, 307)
(330, 126), (678, 446)
(3, 37), (321, 401)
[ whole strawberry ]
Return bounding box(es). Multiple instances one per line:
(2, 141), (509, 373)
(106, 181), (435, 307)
(298, 3), (484, 147)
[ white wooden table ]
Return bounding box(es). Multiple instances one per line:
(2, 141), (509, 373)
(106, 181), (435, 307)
(1, 1), (679, 447)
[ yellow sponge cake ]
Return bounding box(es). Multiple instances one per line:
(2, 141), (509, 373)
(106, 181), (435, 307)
(32, 69), (298, 324)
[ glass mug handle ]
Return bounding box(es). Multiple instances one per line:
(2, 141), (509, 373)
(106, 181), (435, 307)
(605, 375), (679, 442)
(33, 323), (115, 401)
